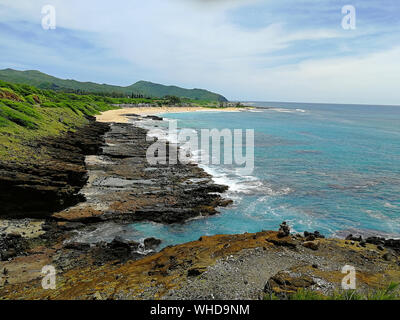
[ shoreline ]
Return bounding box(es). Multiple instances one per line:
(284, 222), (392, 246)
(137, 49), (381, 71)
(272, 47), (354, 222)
(96, 106), (250, 123)
(0, 111), (399, 300)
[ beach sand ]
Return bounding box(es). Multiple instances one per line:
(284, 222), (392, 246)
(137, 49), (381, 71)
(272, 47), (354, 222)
(96, 106), (246, 123)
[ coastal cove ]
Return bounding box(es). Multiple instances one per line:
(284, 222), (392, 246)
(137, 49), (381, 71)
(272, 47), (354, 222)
(90, 102), (400, 249)
(1, 102), (399, 300)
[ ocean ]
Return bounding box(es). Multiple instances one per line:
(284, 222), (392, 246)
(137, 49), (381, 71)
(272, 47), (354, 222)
(129, 102), (400, 247)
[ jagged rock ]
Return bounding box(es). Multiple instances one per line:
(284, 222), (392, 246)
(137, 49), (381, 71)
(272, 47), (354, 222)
(366, 236), (385, 246)
(345, 234), (363, 242)
(144, 237), (162, 250)
(110, 236), (140, 251)
(53, 122), (232, 224)
(64, 242), (91, 251)
(88, 237), (142, 265)
(384, 239), (400, 253)
(0, 117), (110, 218)
(277, 221), (290, 238)
(304, 231), (325, 241)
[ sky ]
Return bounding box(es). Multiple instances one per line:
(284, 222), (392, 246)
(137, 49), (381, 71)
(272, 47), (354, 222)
(0, 0), (399, 105)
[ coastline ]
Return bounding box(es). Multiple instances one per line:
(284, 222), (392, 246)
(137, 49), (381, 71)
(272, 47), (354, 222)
(0, 109), (399, 300)
(96, 106), (249, 123)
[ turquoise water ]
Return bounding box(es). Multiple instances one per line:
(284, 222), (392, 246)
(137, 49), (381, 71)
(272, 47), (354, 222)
(130, 102), (400, 246)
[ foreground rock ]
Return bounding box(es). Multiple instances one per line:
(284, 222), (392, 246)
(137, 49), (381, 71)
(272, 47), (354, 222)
(1, 230), (398, 300)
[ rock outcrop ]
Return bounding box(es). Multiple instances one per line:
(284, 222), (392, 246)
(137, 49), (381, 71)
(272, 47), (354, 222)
(0, 117), (110, 218)
(53, 122), (232, 224)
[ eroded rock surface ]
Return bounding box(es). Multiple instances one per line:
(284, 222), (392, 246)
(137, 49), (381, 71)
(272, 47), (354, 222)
(1, 231), (398, 300)
(53, 122), (232, 224)
(0, 117), (110, 218)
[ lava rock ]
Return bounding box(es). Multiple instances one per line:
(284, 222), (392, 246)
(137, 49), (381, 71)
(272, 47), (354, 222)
(144, 237), (162, 250)
(345, 234), (363, 242)
(64, 242), (91, 251)
(277, 221), (290, 238)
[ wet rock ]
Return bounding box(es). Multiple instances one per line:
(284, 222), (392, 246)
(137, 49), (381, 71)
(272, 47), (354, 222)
(110, 236), (140, 251)
(144, 237), (162, 250)
(89, 238), (141, 265)
(145, 115), (163, 121)
(57, 222), (86, 231)
(64, 242), (91, 251)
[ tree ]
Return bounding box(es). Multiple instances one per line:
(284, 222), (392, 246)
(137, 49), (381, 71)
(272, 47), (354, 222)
(164, 95), (181, 105)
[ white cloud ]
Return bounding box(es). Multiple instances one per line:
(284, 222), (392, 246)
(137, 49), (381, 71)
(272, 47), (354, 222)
(1, 0), (399, 104)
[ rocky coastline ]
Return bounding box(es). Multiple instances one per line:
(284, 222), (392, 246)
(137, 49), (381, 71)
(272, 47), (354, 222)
(0, 114), (234, 291)
(0, 116), (110, 219)
(0, 115), (399, 300)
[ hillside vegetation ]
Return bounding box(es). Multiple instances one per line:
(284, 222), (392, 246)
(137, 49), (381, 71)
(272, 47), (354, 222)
(0, 80), (118, 162)
(0, 69), (228, 102)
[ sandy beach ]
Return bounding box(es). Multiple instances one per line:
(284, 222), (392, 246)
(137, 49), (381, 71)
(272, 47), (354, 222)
(96, 106), (246, 123)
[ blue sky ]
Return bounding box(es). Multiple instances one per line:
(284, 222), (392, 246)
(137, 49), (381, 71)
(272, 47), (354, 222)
(0, 0), (399, 104)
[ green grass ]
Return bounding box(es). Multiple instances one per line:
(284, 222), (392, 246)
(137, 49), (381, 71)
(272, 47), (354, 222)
(0, 80), (119, 162)
(264, 283), (400, 300)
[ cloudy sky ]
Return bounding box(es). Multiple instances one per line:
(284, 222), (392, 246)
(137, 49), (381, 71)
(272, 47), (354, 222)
(0, 0), (399, 104)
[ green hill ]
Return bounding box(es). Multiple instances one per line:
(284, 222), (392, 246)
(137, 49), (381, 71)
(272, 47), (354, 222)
(0, 69), (228, 102)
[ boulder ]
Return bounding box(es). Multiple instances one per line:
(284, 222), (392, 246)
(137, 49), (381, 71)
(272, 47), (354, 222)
(264, 270), (315, 298)
(302, 240), (320, 251)
(144, 237), (162, 250)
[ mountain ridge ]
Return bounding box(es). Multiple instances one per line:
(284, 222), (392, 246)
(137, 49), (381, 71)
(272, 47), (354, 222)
(0, 68), (228, 102)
